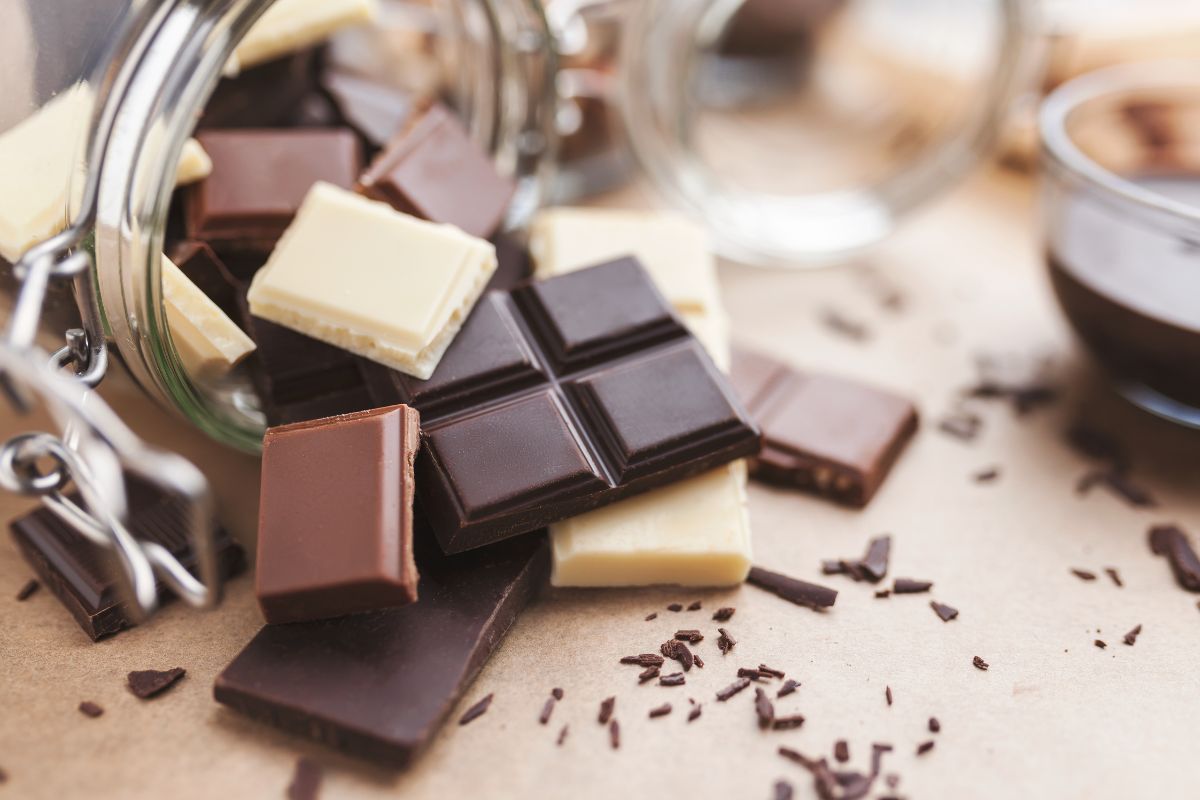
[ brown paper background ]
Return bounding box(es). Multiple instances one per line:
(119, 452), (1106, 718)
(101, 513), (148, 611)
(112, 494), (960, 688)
(2, 171), (1199, 799)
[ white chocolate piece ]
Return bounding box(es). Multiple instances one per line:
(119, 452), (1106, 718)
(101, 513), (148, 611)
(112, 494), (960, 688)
(247, 182), (496, 379)
(550, 461), (753, 588)
(162, 255), (256, 378)
(529, 207), (721, 315)
(232, 0), (378, 73)
(174, 138), (212, 186)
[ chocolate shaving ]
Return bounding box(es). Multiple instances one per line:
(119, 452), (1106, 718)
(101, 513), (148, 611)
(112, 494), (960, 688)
(557, 725), (569, 746)
(552, 687), (564, 700)
(609, 719), (620, 750)
(972, 656), (989, 671)
(694, 655), (705, 669)
(621, 653), (665, 667)
(687, 600), (702, 611)
(688, 703), (702, 723)
(859, 536), (891, 582)
(1105, 568), (1124, 588)
(649, 703), (672, 718)
(127, 667), (186, 699)
(777, 679), (800, 698)
(661, 639), (694, 671)
(774, 780), (794, 800)
(286, 757), (322, 800)
(738, 668), (769, 681)
(759, 664), (785, 679)
(674, 629), (704, 643)
(930, 601), (959, 622)
(1071, 569), (1097, 581)
(1094, 639), (1107, 649)
(644, 612), (657, 621)
(929, 717), (941, 733)
(772, 714), (805, 730)
(893, 578), (932, 594)
(659, 672), (686, 687)
(1123, 624), (1142, 646)
(716, 677), (752, 701)
(916, 741), (935, 756)
(638, 667), (660, 684)
(874, 590), (891, 599)
(1077, 469), (1156, 507)
(822, 560), (847, 575)
(598, 696), (615, 724)
(973, 467), (1000, 483)
(1149, 525), (1200, 592)
(885, 686), (893, 706)
(820, 307), (870, 342)
(78, 701), (104, 718)
(748, 567), (838, 610)
(667, 603), (683, 612)
(458, 693), (493, 725)
(938, 411), (982, 441)
(717, 627), (737, 655)
(712, 607), (735, 622)
(539, 696), (556, 724)
(15, 579), (39, 602)
(754, 687), (775, 729)
(834, 740), (849, 763)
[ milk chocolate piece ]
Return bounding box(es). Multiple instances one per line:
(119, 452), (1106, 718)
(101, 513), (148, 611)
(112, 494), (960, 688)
(732, 348), (918, 507)
(257, 406), (420, 624)
(186, 129), (361, 248)
(358, 103), (515, 239)
(361, 257), (760, 553)
(214, 534), (549, 766)
(9, 478), (245, 641)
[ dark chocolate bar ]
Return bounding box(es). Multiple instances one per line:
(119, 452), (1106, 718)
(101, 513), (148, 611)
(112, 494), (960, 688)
(361, 257), (760, 553)
(168, 241), (246, 323)
(9, 478), (245, 641)
(257, 406), (421, 624)
(215, 533), (549, 766)
(198, 50), (322, 130)
(731, 347), (917, 507)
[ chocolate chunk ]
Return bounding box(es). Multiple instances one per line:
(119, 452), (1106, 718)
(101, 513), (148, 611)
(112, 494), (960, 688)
(759, 664), (785, 679)
(973, 467), (1000, 483)
(557, 725), (569, 746)
(358, 103), (515, 239)
(659, 672), (686, 687)
(9, 477), (245, 641)
(772, 715), (805, 730)
(539, 697), (556, 725)
(257, 406), (421, 624)
(713, 607), (736, 622)
(644, 612), (658, 621)
(738, 668), (768, 681)
(1123, 625), (1142, 646)
(649, 703), (672, 718)
(460, 696), (490, 725)
(929, 717), (941, 733)
(777, 680), (800, 698)
(885, 686), (893, 706)
(717, 627), (737, 655)
(667, 603), (684, 612)
(1105, 568), (1124, 588)
(215, 536), (548, 765)
(1070, 569), (1097, 582)
(930, 601), (959, 622)
(938, 410), (982, 442)
(638, 667), (660, 684)
(754, 688), (775, 729)
(320, 70), (415, 148)
(688, 704), (702, 723)
(892, 578), (932, 594)
(78, 701), (104, 718)
(620, 654), (665, 667)
(732, 348), (917, 507)
(674, 629), (704, 643)
(362, 259), (760, 553)
(552, 687), (564, 700)
(972, 656), (989, 671)
(609, 719), (620, 749)
(15, 579), (38, 601)
(687, 600), (703, 611)
(693, 655), (705, 669)
(716, 677), (751, 701)
(599, 697), (615, 725)
(1077, 469), (1156, 507)
(186, 129), (361, 249)
(834, 740), (849, 763)
(747, 567), (838, 611)
(828, 536), (891, 584)
(128, 667), (186, 699)
(1094, 639), (1107, 649)
(286, 758), (322, 800)
(1149, 525), (1200, 591)
(916, 741), (935, 756)
(875, 589), (891, 599)
(773, 780), (794, 800)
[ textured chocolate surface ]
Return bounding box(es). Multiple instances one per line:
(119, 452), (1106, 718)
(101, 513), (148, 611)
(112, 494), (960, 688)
(215, 534), (549, 766)
(186, 128), (361, 248)
(9, 479), (245, 641)
(732, 347), (917, 507)
(357, 103), (514, 239)
(362, 257), (760, 553)
(257, 406), (421, 624)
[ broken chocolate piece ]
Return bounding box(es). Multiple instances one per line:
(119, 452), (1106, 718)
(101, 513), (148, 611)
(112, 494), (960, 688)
(667, 603), (684, 612)
(929, 717), (941, 733)
(128, 667), (186, 699)
(712, 607), (735, 622)
(552, 687), (564, 700)
(938, 410), (982, 442)
(688, 704), (702, 722)
(973, 467), (1000, 483)
(772, 715), (805, 730)
(859, 537), (891, 582)
(885, 686), (893, 706)
(748, 567), (838, 610)
(834, 741), (849, 763)
(716, 677), (751, 701)
(659, 672), (686, 687)
(1149, 525), (1200, 592)
(1105, 568), (1123, 588)
(15, 579), (38, 601)
(759, 664), (785, 679)
(638, 667), (660, 684)
(1070, 569), (1097, 582)
(694, 654), (705, 669)
(930, 601), (959, 622)
(539, 697), (556, 725)
(1123, 624), (1142, 646)
(892, 578), (932, 594)
(674, 629), (704, 643)
(916, 741), (935, 756)
(78, 701), (104, 718)
(777, 680), (800, 698)
(972, 656), (989, 671)
(754, 688), (775, 729)
(875, 589), (891, 599)
(620, 654), (665, 667)
(599, 697), (615, 725)
(609, 719), (620, 749)
(644, 612), (658, 621)
(738, 668), (769, 681)
(459, 694), (493, 725)
(1094, 639), (1107, 649)
(287, 758), (322, 800)
(557, 725), (569, 746)
(649, 703), (672, 718)
(687, 600), (702, 611)
(717, 627), (737, 655)
(819, 308), (870, 342)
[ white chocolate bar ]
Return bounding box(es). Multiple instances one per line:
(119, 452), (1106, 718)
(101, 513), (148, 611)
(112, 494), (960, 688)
(246, 182), (496, 379)
(231, 0), (378, 73)
(529, 207), (721, 316)
(162, 255), (256, 378)
(551, 461), (753, 588)
(175, 138), (212, 186)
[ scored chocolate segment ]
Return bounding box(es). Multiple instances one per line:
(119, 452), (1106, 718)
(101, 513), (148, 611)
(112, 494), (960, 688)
(732, 347), (918, 507)
(215, 534), (549, 766)
(362, 258), (761, 553)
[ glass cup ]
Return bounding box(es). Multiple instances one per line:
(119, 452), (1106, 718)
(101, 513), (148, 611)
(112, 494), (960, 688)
(1040, 61), (1200, 427)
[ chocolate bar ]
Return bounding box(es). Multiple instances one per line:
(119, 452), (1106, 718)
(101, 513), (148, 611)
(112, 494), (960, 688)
(9, 479), (245, 641)
(731, 347), (917, 507)
(362, 256), (760, 553)
(215, 533), (548, 765)
(321, 70), (416, 148)
(199, 51), (322, 130)
(161, 253), (257, 379)
(257, 406), (420, 624)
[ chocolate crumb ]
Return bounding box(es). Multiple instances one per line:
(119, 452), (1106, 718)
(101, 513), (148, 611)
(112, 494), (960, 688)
(893, 578), (933, 594)
(972, 656), (989, 671)
(930, 601), (959, 622)
(638, 667), (660, 684)
(759, 664), (785, 679)
(552, 687), (564, 700)
(674, 629), (704, 643)
(688, 703), (702, 723)
(754, 687), (775, 729)
(834, 741), (849, 763)
(1071, 568), (1097, 581)
(286, 757), (322, 800)
(667, 603), (683, 612)
(916, 741), (935, 756)
(875, 589), (891, 599)
(557, 725), (569, 746)
(609, 719), (620, 749)
(539, 696), (556, 724)
(748, 567), (838, 610)
(973, 467), (1000, 483)
(458, 693), (493, 725)
(717, 627), (737, 654)
(1094, 639), (1107, 649)
(645, 612), (658, 621)
(694, 655), (705, 669)
(939, 410), (982, 441)
(885, 686), (893, 706)
(78, 701), (104, 718)
(777, 679), (800, 698)
(687, 600), (702, 611)
(712, 607), (735, 622)
(1105, 568), (1124, 588)
(886, 774), (901, 789)
(15, 579), (39, 602)
(773, 780), (794, 800)
(127, 667), (186, 699)
(621, 653), (665, 667)
(1123, 624), (1142, 646)
(598, 696), (615, 724)
(772, 715), (805, 730)
(649, 703), (672, 718)
(661, 639), (695, 671)
(659, 672), (686, 687)
(1149, 525), (1200, 592)
(929, 717), (941, 733)
(716, 677), (752, 701)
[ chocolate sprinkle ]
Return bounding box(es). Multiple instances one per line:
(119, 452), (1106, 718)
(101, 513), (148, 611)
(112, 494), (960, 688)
(759, 664), (786, 679)
(717, 627), (737, 655)
(599, 696), (615, 724)
(712, 607), (735, 622)
(875, 590), (891, 599)
(127, 667), (186, 699)
(1071, 569), (1097, 581)
(738, 668), (769, 681)
(748, 567), (838, 611)
(649, 703), (672, 718)
(893, 578), (932, 594)
(661, 639), (694, 671)
(973, 656), (989, 671)
(638, 667), (660, 684)
(1123, 624), (1142, 646)
(458, 693), (493, 725)
(930, 601), (959, 622)
(688, 703), (702, 723)
(716, 677), (752, 701)
(973, 467), (1000, 483)
(885, 686), (893, 706)
(1094, 639), (1107, 649)
(777, 679), (800, 698)
(674, 629), (704, 643)
(916, 741), (935, 756)
(687, 600), (702, 611)
(667, 603), (683, 612)
(609, 719), (620, 750)
(78, 701), (104, 718)
(621, 654), (666, 667)
(774, 780), (794, 800)
(15, 579), (39, 602)
(645, 612), (658, 621)
(1149, 525), (1200, 592)
(772, 715), (805, 730)
(929, 717), (941, 733)
(755, 688), (775, 729)
(834, 740), (849, 763)
(286, 757), (322, 800)
(539, 697), (556, 724)
(1105, 568), (1124, 588)
(660, 672), (686, 687)
(557, 725), (569, 746)
(552, 687), (564, 700)
(694, 654), (705, 669)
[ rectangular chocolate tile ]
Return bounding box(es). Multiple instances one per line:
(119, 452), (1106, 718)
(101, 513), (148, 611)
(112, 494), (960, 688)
(257, 406), (421, 624)
(214, 533), (548, 766)
(9, 478), (245, 641)
(731, 347), (917, 507)
(361, 257), (760, 553)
